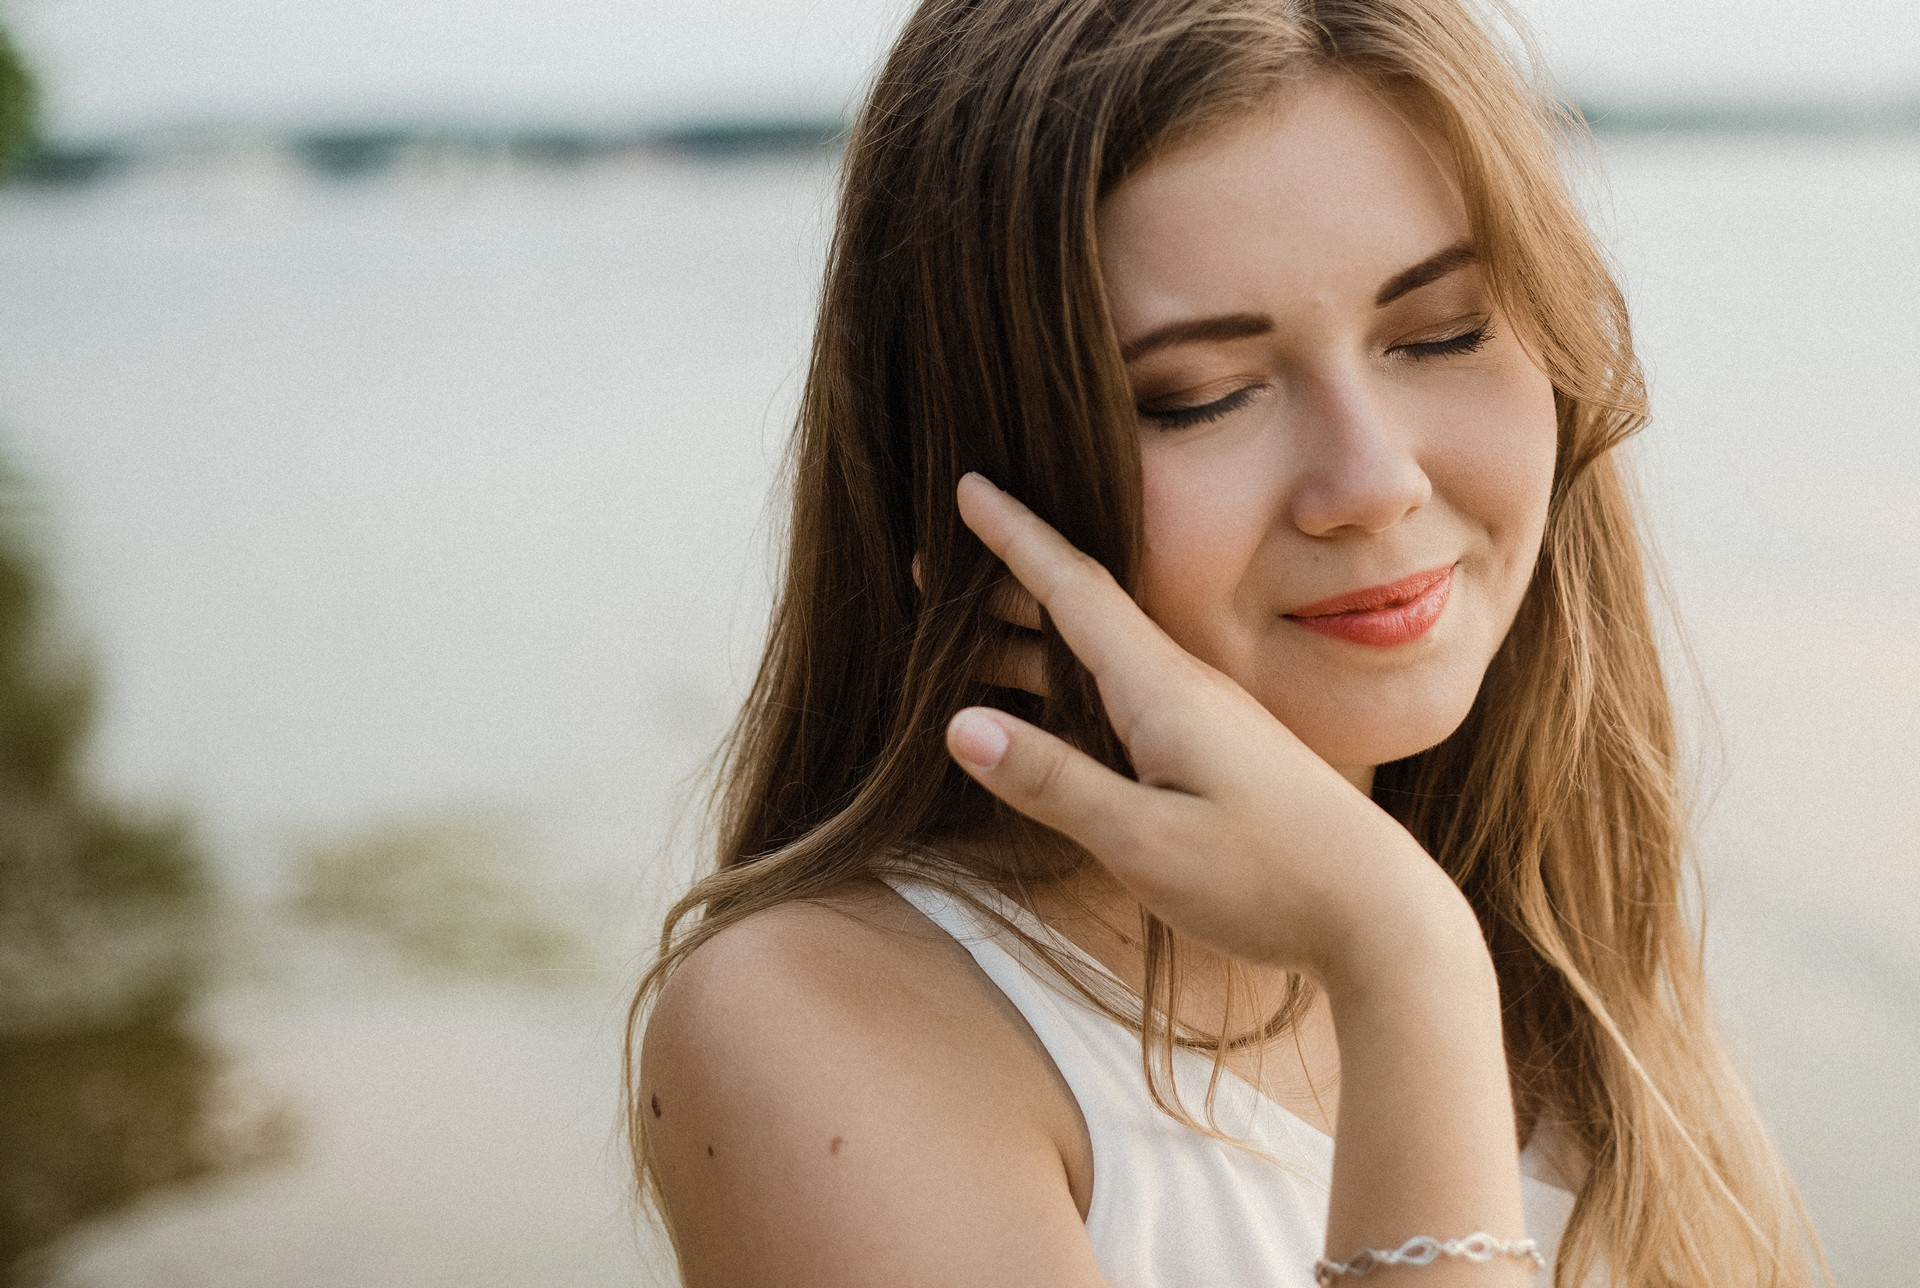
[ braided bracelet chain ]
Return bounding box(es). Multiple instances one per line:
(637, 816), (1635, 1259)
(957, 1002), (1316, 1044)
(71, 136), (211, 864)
(1313, 1233), (1545, 1283)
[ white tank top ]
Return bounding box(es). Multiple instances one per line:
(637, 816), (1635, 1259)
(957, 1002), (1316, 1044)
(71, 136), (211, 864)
(884, 875), (1577, 1288)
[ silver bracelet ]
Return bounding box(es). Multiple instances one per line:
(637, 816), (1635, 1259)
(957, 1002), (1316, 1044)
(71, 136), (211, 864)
(1314, 1233), (1545, 1283)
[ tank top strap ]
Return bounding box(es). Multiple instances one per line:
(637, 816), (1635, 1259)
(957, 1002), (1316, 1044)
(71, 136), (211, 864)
(882, 875), (1153, 1118)
(880, 874), (1332, 1159)
(882, 872), (1335, 1286)
(879, 872), (1574, 1287)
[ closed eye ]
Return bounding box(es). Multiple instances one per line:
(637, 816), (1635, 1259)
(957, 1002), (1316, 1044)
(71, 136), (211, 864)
(1394, 321), (1493, 361)
(1137, 384), (1264, 430)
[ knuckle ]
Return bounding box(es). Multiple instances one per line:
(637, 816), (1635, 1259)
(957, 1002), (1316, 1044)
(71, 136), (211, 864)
(1021, 741), (1070, 804)
(1121, 691), (1186, 749)
(1045, 546), (1095, 589)
(1109, 802), (1178, 879)
(1047, 554), (1118, 621)
(1068, 549), (1116, 592)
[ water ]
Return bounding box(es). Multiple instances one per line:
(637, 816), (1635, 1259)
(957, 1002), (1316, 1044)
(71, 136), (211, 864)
(0, 135), (1913, 1284)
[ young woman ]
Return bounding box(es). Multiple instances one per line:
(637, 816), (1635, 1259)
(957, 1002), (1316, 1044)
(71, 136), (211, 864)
(629, 1), (1827, 1284)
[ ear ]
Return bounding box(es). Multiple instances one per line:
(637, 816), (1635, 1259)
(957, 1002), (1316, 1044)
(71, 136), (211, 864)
(911, 552), (925, 594)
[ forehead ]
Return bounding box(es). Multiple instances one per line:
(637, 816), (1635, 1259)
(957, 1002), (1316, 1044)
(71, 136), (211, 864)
(1096, 75), (1472, 336)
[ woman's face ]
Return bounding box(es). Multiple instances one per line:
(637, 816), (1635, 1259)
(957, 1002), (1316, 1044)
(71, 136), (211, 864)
(1097, 74), (1559, 783)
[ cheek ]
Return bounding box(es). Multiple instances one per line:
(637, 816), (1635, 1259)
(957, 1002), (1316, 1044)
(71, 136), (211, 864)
(1134, 443), (1271, 665)
(1428, 363), (1558, 571)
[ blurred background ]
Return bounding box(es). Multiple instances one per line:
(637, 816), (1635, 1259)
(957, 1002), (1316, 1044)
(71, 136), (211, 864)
(0, 1), (1911, 1284)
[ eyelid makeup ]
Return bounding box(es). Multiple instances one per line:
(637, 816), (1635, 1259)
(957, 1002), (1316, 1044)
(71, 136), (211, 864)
(1392, 319), (1493, 360)
(1135, 316), (1497, 429)
(1137, 383), (1266, 429)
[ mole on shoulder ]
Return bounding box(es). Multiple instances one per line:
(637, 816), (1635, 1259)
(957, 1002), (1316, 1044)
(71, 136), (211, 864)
(830, 1136), (845, 1156)
(706, 1144), (715, 1159)
(650, 1093), (662, 1119)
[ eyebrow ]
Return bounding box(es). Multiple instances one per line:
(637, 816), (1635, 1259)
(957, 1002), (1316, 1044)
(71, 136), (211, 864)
(1374, 240), (1478, 306)
(1120, 312), (1273, 363)
(1117, 240), (1480, 364)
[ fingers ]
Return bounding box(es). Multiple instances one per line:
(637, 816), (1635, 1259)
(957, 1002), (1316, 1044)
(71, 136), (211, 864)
(913, 550), (1043, 632)
(982, 577), (1046, 696)
(946, 707), (1157, 859)
(980, 631), (1047, 696)
(915, 534), (1046, 696)
(987, 579), (1044, 632)
(955, 473), (1178, 697)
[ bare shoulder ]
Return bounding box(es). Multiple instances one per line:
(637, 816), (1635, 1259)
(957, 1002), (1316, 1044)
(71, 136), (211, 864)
(647, 880), (964, 1047)
(642, 881), (1030, 1106)
(639, 880), (1100, 1288)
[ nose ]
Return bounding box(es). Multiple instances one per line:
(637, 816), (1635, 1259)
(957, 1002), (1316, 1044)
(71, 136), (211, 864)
(1285, 374), (1431, 538)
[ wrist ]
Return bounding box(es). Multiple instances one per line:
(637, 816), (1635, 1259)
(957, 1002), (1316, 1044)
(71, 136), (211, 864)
(1317, 893), (1525, 1273)
(1314, 866), (1493, 1014)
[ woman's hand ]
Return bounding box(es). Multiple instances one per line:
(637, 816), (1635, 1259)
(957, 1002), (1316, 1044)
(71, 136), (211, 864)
(943, 472), (1471, 990)
(915, 553), (1049, 696)
(946, 474), (1532, 1280)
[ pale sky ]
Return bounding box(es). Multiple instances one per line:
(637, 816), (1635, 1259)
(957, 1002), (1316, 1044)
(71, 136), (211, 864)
(8, 0), (1919, 139)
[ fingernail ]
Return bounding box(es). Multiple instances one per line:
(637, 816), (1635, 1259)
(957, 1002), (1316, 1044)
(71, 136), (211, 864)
(959, 471), (1000, 493)
(948, 708), (1010, 769)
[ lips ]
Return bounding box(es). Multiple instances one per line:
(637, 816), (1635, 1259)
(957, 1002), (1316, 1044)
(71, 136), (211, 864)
(1284, 564), (1455, 648)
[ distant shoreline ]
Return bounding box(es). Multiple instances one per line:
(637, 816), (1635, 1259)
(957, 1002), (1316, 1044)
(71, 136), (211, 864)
(1578, 98), (1920, 136)
(10, 99), (1919, 189)
(7, 118), (854, 188)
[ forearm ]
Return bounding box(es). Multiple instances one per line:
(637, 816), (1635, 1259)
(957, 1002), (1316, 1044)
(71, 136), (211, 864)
(1321, 893), (1532, 1286)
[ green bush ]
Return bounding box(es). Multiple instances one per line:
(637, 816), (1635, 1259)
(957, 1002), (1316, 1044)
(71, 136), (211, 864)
(0, 27), (36, 174)
(0, 467), (229, 1282)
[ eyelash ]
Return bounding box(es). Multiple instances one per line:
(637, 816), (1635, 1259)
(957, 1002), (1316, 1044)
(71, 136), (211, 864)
(1136, 323), (1495, 430)
(1138, 384), (1262, 430)
(1396, 322), (1494, 361)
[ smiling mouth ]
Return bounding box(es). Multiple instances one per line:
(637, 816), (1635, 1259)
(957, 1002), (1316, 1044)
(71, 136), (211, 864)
(1284, 565), (1455, 648)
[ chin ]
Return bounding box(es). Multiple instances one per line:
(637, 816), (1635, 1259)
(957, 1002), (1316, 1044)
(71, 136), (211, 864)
(1269, 669), (1483, 776)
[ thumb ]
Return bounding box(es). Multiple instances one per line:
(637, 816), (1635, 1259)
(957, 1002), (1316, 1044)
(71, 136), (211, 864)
(946, 707), (1156, 860)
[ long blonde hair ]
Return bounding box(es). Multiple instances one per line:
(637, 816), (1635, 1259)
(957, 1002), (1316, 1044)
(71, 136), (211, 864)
(628, 1), (1827, 1282)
